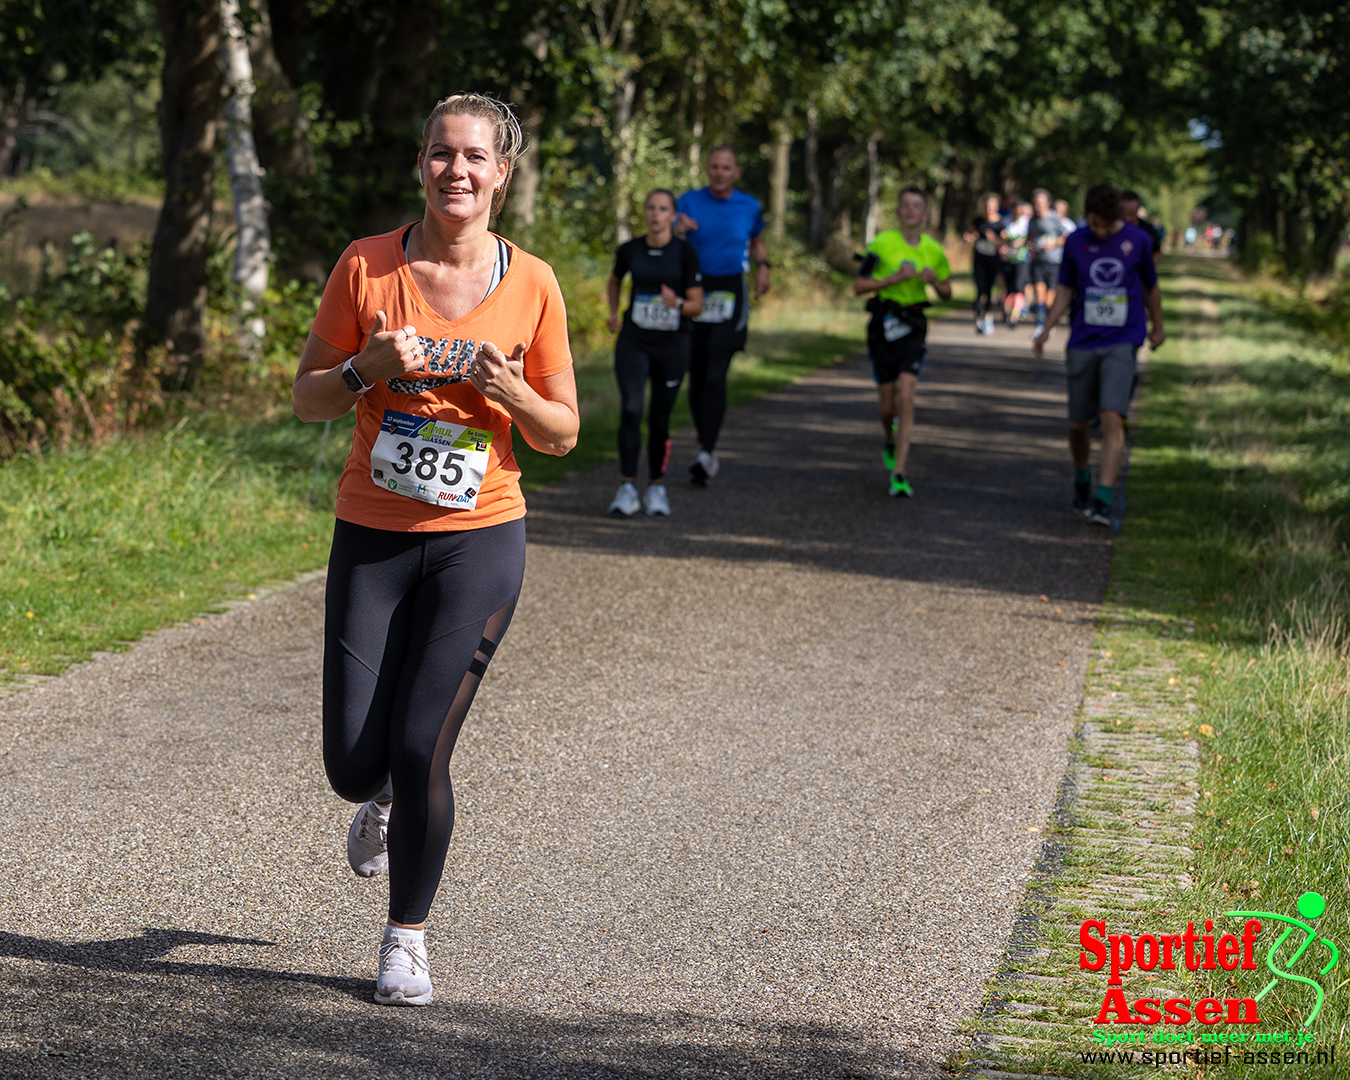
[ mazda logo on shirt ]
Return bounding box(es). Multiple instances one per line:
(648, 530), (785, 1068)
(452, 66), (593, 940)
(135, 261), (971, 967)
(1089, 258), (1126, 288)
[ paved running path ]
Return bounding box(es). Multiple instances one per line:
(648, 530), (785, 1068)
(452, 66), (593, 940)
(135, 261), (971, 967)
(0, 317), (1110, 1079)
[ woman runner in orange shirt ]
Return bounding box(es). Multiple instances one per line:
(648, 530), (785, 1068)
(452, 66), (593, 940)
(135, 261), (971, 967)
(292, 93), (578, 1006)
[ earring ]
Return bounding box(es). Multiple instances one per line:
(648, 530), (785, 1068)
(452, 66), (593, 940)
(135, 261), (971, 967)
(418, 168), (424, 185)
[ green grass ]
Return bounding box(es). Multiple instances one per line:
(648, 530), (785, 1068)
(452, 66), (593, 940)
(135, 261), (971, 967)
(1114, 259), (1350, 1054)
(959, 257), (1350, 1078)
(0, 300), (864, 684)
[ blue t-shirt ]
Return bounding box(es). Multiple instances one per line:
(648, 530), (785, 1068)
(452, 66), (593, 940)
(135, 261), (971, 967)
(675, 187), (765, 277)
(1059, 223), (1159, 349)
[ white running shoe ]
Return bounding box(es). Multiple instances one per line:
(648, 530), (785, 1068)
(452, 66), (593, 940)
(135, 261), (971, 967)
(643, 483), (671, 516)
(608, 481), (641, 516)
(375, 926), (433, 1006)
(347, 800), (390, 878)
(689, 449), (720, 486)
(984, 314), (996, 335)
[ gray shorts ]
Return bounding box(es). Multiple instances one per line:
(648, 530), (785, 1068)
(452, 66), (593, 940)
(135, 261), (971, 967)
(1065, 343), (1138, 422)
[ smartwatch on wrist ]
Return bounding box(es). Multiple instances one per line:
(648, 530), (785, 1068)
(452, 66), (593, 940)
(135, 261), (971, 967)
(341, 357), (373, 394)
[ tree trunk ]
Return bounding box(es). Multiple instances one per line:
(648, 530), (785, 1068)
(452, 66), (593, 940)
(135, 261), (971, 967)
(864, 130), (881, 243)
(247, 0), (312, 188)
(144, 0), (224, 392)
(805, 101), (822, 248)
(220, 0), (270, 306)
(824, 140), (855, 270)
(504, 22), (550, 235)
(506, 94), (544, 233)
(687, 59), (705, 191)
(1310, 208), (1349, 278)
(769, 114), (792, 241)
(1, 80), (28, 176)
(611, 72), (636, 244)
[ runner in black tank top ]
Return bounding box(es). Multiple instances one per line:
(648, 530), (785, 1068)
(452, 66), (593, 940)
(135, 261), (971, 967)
(605, 190), (704, 517)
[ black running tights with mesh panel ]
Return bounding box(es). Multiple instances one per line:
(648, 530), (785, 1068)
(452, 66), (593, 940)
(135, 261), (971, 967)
(322, 516), (525, 925)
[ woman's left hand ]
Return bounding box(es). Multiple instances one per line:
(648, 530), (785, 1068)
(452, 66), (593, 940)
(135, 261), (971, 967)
(471, 341), (528, 406)
(660, 284), (681, 308)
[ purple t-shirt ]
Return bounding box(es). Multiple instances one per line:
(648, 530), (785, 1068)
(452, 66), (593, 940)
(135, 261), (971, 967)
(1058, 224), (1158, 349)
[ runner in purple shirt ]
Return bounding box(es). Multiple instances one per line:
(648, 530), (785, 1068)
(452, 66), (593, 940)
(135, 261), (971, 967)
(1032, 183), (1165, 526)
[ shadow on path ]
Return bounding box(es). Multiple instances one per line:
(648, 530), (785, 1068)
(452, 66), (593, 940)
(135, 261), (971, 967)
(2, 930), (932, 1079)
(527, 319), (1111, 603)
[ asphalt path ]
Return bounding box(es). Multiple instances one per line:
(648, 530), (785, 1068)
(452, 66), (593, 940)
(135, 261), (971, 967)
(0, 315), (1111, 1078)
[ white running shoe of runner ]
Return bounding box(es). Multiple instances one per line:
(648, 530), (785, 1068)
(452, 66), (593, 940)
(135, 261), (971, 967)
(347, 799), (390, 878)
(608, 481), (641, 516)
(643, 483), (671, 516)
(375, 926), (433, 1006)
(689, 449), (720, 486)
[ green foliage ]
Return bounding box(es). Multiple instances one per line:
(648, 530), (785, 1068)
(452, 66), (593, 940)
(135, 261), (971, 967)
(0, 222), (151, 454)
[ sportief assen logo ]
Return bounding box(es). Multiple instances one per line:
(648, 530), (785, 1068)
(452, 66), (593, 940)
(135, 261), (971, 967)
(1080, 891), (1339, 1029)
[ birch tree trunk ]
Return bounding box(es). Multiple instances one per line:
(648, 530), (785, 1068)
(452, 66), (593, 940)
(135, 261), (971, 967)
(864, 130), (881, 243)
(144, 0), (224, 392)
(220, 0), (270, 321)
(687, 59), (705, 190)
(769, 115), (792, 241)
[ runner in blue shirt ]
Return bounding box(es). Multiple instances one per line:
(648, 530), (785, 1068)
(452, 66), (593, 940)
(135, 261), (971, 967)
(674, 146), (771, 485)
(1032, 183), (1165, 525)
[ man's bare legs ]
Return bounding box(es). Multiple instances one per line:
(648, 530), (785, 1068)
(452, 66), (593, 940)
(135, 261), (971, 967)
(1069, 409), (1125, 519)
(879, 372), (918, 476)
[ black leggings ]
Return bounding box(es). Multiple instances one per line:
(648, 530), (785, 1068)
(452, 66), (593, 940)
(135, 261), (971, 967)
(615, 332), (689, 480)
(973, 254), (1002, 318)
(323, 516), (526, 924)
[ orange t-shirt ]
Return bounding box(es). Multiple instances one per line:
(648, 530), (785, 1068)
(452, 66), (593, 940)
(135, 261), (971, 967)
(310, 227), (573, 532)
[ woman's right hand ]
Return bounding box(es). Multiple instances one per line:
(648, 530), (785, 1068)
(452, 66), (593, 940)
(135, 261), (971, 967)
(607, 312), (621, 334)
(355, 310), (425, 382)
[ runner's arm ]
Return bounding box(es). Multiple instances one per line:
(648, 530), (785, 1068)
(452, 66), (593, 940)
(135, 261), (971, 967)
(606, 275), (622, 333)
(292, 313), (424, 422)
(1145, 284), (1165, 349)
(1030, 286), (1074, 358)
(750, 234), (771, 299)
(470, 343), (579, 456)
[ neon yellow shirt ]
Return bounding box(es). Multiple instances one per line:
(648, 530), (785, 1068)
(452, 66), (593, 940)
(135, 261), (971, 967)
(865, 230), (951, 306)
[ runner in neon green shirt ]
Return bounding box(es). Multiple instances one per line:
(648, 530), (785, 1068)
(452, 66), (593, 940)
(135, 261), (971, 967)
(853, 187), (952, 497)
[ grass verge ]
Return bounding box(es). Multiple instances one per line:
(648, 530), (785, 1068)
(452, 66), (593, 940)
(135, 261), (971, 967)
(0, 299), (864, 684)
(961, 256), (1349, 1077)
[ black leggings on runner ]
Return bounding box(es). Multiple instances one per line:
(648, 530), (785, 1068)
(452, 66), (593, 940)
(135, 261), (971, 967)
(973, 254), (1002, 318)
(615, 332), (689, 480)
(322, 516), (526, 925)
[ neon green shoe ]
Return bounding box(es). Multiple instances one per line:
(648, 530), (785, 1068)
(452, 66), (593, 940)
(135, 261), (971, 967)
(882, 441), (896, 472)
(889, 474), (913, 498)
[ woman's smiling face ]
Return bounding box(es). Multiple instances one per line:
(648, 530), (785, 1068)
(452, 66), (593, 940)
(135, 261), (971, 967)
(419, 114), (508, 224)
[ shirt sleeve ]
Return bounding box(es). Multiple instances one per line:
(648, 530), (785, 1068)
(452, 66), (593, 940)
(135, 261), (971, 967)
(934, 248), (952, 282)
(310, 243), (366, 356)
(525, 268), (574, 380)
(681, 241), (702, 292)
(751, 201), (765, 239)
(1058, 249), (1078, 288)
(676, 192), (692, 217)
(1138, 250), (1158, 290)
(612, 240), (630, 282)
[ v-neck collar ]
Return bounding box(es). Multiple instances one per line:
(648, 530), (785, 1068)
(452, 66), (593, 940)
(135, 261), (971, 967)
(397, 224), (515, 331)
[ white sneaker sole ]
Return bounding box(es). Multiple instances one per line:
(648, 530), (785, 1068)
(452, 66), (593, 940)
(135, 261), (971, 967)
(374, 987), (433, 1006)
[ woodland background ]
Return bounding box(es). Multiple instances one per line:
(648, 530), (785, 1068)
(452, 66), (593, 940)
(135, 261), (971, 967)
(0, 0), (1348, 451)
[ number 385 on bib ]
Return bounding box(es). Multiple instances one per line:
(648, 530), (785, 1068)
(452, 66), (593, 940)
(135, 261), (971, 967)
(370, 410), (494, 511)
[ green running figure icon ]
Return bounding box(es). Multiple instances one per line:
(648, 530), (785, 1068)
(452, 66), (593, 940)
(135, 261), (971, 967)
(1226, 891), (1340, 1028)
